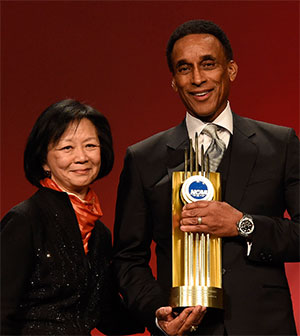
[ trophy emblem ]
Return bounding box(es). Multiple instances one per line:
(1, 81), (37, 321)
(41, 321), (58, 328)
(170, 134), (223, 311)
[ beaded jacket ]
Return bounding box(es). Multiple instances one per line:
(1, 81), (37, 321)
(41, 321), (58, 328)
(1, 187), (143, 335)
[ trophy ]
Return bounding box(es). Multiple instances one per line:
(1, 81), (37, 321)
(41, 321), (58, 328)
(169, 133), (223, 311)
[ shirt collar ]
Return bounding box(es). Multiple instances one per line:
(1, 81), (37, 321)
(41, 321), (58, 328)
(186, 101), (233, 138)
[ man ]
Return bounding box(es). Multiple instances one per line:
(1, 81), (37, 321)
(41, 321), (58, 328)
(112, 20), (299, 335)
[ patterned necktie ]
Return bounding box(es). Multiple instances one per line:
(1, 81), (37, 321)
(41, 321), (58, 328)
(202, 123), (226, 172)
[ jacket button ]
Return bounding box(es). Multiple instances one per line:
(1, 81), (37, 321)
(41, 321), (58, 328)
(260, 252), (266, 261)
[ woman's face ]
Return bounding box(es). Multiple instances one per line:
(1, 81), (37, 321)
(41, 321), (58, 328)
(43, 118), (101, 199)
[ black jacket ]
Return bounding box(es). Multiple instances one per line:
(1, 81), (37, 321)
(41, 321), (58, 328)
(113, 114), (299, 335)
(1, 187), (144, 335)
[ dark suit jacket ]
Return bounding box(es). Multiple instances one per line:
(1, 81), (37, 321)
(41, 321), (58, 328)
(112, 113), (299, 335)
(1, 187), (144, 335)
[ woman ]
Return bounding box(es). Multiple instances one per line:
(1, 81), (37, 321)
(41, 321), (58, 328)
(1, 99), (143, 335)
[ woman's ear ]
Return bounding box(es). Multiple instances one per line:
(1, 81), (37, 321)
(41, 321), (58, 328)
(42, 163), (51, 178)
(43, 163), (50, 171)
(43, 163), (51, 177)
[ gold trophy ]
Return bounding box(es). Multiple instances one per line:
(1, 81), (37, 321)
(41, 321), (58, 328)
(169, 134), (223, 310)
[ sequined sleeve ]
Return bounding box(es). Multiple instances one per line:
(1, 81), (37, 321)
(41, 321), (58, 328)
(1, 206), (35, 334)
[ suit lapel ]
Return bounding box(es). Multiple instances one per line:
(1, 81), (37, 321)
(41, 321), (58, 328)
(223, 113), (258, 208)
(166, 120), (190, 180)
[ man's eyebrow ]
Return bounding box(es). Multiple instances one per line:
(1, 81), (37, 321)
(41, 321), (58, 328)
(175, 55), (217, 68)
(201, 55), (216, 61)
(175, 59), (190, 68)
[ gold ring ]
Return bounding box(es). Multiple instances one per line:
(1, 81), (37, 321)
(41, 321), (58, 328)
(197, 217), (202, 225)
(190, 325), (198, 333)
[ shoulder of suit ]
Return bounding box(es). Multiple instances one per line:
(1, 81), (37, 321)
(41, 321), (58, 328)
(2, 188), (69, 220)
(234, 114), (295, 139)
(3, 190), (44, 217)
(5, 189), (73, 225)
(1, 188), (79, 238)
(1, 190), (43, 232)
(127, 121), (185, 153)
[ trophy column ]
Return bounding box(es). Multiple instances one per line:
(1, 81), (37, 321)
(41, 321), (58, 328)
(170, 135), (223, 310)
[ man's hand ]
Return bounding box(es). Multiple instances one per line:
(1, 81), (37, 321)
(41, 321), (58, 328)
(180, 200), (243, 237)
(156, 305), (206, 336)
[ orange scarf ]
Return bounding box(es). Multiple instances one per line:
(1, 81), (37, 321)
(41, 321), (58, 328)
(40, 178), (103, 254)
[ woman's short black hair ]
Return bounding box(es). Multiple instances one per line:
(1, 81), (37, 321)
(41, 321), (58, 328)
(24, 99), (114, 187)
(166, 19), (233, 73)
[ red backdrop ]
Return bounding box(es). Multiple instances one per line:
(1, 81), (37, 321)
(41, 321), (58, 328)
(1, 1), (299, 335)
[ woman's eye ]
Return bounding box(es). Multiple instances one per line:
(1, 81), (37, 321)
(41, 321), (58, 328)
(61, 146), (72, 151)
(86, 144), (99, 149)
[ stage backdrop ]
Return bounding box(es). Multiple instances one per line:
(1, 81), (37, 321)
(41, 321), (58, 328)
(1, 1), (299, 335)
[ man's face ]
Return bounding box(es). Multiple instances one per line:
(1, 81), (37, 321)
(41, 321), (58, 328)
(171, 34), (238, 122)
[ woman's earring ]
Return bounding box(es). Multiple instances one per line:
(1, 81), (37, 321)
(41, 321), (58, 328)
(44, 170), (51, 178)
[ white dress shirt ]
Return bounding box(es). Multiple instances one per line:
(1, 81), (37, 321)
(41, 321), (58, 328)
(186, 101), (233, 165)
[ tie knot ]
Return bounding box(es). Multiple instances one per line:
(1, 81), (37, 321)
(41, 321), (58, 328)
(201, 123), (225, 172)
(201, 123), (219, 139)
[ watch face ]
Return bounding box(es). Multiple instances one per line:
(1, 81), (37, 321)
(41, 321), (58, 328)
(239, 217), (254, 237)
(241, 220), (253, 233)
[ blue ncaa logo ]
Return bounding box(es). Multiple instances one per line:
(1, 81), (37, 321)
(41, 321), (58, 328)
(181, 175), (214, 203)
(188, 181), (208, 200)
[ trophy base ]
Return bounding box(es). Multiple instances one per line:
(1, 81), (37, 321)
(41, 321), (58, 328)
(170, 286), (223, 310)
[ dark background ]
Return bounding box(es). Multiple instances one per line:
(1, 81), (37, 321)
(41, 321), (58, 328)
(1, 1), (299, 335)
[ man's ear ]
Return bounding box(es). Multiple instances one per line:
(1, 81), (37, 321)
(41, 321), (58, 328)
(228, 60), (238, 82)
(171, 78), (178, 92)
